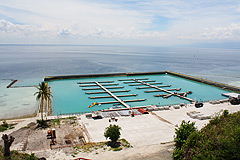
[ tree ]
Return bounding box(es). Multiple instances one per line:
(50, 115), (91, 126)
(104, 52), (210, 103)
(173, 120), (196, 160)
(34, 82), (52, 121)
(104, 124), (121, 147)
(2, 134), (15, 157)
(180, 110), (240, 159)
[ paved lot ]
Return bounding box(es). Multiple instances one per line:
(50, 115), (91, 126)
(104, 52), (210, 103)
(81, 114), (175, 147)
(81, 102), (240, 147)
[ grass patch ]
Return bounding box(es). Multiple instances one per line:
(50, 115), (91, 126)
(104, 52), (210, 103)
(120, 138), (132, 148)
(21, 126), (31, 129)
(0, 126), (7, 132)
(0, 146), (38, 160)
(73, 139), (132, 154)
(0, 121), (16, 132)
(111, 147), (122, 151)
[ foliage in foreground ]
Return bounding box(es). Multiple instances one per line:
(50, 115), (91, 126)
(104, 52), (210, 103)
(173, 120), (196, 159)
(0, 145), (38, 160)
(173, 110), (240, 159)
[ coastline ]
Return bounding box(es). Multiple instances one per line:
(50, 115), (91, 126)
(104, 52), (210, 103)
(1, 101), (239, 160)
(0, 112), (37, 122)
(0, 80), (37, 120)
(2, 71), (240, 120)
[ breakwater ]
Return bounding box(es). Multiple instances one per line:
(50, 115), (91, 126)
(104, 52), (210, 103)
(44, 71), (240, 93)
(6, 80), (18, 88)
(166, 71), (240, 93)
(44, 71), (166, 81)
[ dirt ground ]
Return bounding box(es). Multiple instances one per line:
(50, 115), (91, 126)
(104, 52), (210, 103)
(0, 118), (174, 160)
(127, 143), (174, 160)
(1, 118), (84, 154)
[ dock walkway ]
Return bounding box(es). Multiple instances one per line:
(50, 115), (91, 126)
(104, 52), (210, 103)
(95, 82), (131, 108)
(134, 79), (195, 102)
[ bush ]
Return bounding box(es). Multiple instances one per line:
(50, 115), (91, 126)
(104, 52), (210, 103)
(173, 120), (196, 160)
(0, 145), (39, 160)
(2, 120), (9, 128)
(0, 126), (8, 132)
(176, 110), (240, 159)
(104, 124), (121, 147)
(36, 119), (48, 128)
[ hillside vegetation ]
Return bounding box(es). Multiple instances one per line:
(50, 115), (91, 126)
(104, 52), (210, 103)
(0, 145), (39, 160)
(173, 110), (240, 159)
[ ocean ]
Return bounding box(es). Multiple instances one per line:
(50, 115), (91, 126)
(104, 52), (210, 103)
(0, 45), (240, 119)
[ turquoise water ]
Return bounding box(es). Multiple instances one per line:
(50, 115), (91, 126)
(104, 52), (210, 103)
(1, 45), (240, 119)
(48, 74), (230, 115)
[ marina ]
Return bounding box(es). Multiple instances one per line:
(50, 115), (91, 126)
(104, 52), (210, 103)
(46, 71), (240, 115)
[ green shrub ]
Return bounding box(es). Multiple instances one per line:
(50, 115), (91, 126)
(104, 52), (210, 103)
(173, 120), (196, 160)
(2, 120), (9, 128)
(36, 119), (48, 128)
(0, 145), (39, 160)
(177, 110), (240, 159)
(0, 126), (8, 132)
(104, 124), (121, 147)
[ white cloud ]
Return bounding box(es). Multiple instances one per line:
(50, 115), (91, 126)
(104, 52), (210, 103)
(200, 23), (240, 41)
(0, 0), (240, 45)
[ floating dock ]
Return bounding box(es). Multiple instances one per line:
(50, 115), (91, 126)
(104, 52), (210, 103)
(134, 79), (195, 102)
(96, 99), (146, 105)
(89, 94), (137, 99)
(123, 80), (156, 84)
(85, 90), (130, 94)
(79, 80), (146, 108)
(77, 81), (114, 84)
(82, 86), (124, 90)
(137, 85), (171, 89)
(118, 78), (149, 81)
(79, 83), (119, 87)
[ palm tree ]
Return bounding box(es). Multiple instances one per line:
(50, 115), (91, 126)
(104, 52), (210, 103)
(34, 82), (52, 120)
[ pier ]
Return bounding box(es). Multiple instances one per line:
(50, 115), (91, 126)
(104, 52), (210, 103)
(137, 85), (171, 89)
(79, 83), (118, 87)
(134, 79), (195, 102)
(118, 78), (149, 81)
(96, 99), (146, 105)
(85, 90), (130, 94)
(6, 80), (18, 88)
(77, 81), (114, 84)
(123, 80), (156, 84)
(82, 86), (124, 90)
(89, 94), (137, 99)
(94, 82), (132, 108)
(154, 91), (192, 98)
(79, 81), (146, 108)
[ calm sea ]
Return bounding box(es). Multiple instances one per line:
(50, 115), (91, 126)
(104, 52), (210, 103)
(0, 45), (240, 118)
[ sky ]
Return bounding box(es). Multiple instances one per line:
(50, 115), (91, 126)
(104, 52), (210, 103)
(0, 0), (240, 46)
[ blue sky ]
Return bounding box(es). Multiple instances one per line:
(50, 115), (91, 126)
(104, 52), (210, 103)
(0, 0), (240, 46)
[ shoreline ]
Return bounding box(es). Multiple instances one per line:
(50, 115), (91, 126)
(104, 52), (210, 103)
(1, 101), (239, 160)
(0, 112), (37, 122)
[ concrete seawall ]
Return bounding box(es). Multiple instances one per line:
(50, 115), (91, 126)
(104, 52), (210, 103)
(166, 71), (240, 93)
(44, 71), (166, 81)
(44, 71), (240, 93)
